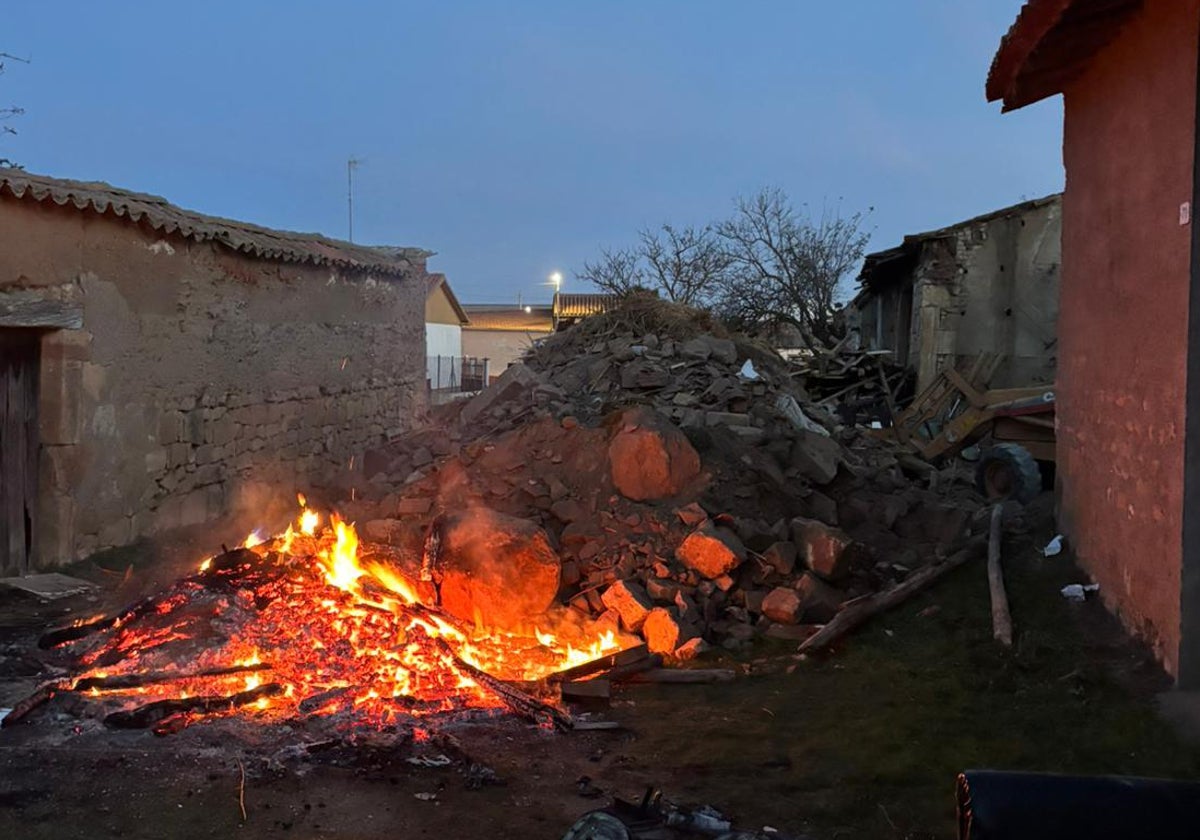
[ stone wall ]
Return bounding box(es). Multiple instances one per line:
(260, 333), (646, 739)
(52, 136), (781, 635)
(0, 198), (427, 565)
(910, 196), (1061, 392)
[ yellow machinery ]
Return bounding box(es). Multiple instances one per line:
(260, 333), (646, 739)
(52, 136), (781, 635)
(888, 354), (1055, 503)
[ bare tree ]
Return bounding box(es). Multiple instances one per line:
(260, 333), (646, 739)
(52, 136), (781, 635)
(1, 52), (28, 169)
(577, 246), (646, 297)
(638, 224), (732, 308)
(716, 188), (870, 346)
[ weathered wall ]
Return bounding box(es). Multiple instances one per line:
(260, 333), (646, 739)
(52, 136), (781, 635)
(462, 329), (549, 380)
(1059, 0), (1198, 675)
(910, 197), (1061, 392)
(0, 198), (426, 565)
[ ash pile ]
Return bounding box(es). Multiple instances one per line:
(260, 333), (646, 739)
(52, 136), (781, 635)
(346, 297), (984, 662)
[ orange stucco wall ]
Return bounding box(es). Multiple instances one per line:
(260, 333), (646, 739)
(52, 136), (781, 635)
(1059, 0), (1199, 674)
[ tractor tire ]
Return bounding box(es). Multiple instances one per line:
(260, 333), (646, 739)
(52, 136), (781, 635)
(975, 443), (1042, 504)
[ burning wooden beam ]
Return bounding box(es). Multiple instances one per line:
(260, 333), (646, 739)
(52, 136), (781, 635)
(72, 663), (273, 693)
(546, 644), (650, 683)
(104, 683), (284, 730)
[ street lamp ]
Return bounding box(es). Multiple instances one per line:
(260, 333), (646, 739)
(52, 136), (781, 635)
(549, 271), (563, 293)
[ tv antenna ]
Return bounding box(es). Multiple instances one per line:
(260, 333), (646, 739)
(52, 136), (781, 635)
(347, 157), (363, 242)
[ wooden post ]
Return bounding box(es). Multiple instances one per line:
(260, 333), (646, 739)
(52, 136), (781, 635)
(987, 504), (1013, 646)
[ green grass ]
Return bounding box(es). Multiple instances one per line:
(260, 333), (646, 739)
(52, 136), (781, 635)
(610, 534), (1200, 838)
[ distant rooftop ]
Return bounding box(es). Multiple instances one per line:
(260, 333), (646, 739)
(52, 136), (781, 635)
(0, 170), (430, 278)
(461, 303), (553, 332)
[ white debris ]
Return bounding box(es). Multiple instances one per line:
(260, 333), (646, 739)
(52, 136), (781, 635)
(414, 792), (438, 801)
(1044, 535), (1064, 557)
(406, 754), (452, 767)
(1061, 583), (1100, 601)
(775, 393), (830, 437)
(0, 709), (10, 726)
(738, 359), (760, 380)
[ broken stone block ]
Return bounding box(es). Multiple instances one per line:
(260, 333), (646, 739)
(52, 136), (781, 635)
(763, 541), (797, 576)
(642, 607), (700, 655)
(790, 429), (842, 485)
(620, 359), (671, 390)
(705, 411), (753, 428)
(675, 502), (708, 527)
(396, 496), (433, 516)
(761, 586), (803, 624)
(743, 589), (767, 614)
(674, 637), (710, 661)
(362, 518), (401, 543)
(646, 577), (683, 603)
(460, 364), (539, 426)
(608, 406), (701, 501)
(804, 490), (839, 526)
(550, 499), (587, 524)
(411, 446), (433, 467)
(436, 508), (561, 630)
(560, 560), (581, 587)
(675, 524), (746, 579)
(792, 517), (858, 582)
(600, 580), (654, 632)
(679, 338), (713, 360)
(794, 572), (844, 623)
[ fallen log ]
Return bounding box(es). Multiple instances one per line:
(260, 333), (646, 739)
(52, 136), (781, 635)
(104, 683), (284, 729)
(620, 668), (736, 685)
(987, 504), (1013, 646)
(73, 663), (273, 693)
(798, 539), (986, 654)
(0, 679), (71, 727)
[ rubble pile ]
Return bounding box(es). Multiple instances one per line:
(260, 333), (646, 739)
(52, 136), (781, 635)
(338, 299), (983, 661)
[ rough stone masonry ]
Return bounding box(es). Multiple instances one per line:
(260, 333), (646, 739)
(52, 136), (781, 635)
(0, 173), (429, 567)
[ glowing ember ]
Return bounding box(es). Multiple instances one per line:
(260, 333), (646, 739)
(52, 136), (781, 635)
(64, 500), (627, 729)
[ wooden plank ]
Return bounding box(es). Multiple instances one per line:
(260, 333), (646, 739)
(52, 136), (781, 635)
(0, 298), (83, 329)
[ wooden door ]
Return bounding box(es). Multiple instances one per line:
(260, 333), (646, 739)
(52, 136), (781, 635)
(0, 330), (40, 576)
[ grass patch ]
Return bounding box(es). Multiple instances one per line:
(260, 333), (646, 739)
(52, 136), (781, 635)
(611, 531), (1200, 838)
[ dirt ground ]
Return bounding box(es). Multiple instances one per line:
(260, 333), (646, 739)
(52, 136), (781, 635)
(3, 503), (1200, 839)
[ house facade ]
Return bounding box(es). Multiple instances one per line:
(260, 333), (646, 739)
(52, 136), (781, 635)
(989, 0), (1200, 681)
(0, 172), (429, 574)
(855, 195), (1062, 394)
(425, 274), (476, 393)
(461, 304), (554, 383)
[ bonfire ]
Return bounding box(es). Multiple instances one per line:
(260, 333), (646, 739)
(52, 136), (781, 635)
(20, 497), (626, 736)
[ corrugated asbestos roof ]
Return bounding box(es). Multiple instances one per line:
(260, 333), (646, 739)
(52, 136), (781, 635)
(461, 304), (554, 332)
(987, 0), (1143, 111)
(0, 170), (431, 278)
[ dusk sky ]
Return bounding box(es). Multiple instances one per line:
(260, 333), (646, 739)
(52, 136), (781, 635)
(3, 1), (1063, 304)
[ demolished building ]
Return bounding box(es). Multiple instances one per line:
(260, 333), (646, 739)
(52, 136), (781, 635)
(852, 194), (1061, 394)
(0, 172), (431, 574)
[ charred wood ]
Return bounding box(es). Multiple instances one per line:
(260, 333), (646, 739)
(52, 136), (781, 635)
(104, 683), (284, 729)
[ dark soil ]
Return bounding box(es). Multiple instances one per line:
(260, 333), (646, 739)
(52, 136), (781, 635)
(2, 503), (1198, 839)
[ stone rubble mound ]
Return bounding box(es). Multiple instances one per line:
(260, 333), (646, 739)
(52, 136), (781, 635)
(340, 298), (984, 660)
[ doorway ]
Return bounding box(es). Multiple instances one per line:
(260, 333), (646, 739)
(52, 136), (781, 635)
(1, 329), (40, 576)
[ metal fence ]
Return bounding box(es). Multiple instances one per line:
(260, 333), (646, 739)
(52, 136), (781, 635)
(427, 355), (489, 398)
